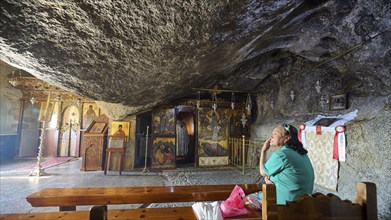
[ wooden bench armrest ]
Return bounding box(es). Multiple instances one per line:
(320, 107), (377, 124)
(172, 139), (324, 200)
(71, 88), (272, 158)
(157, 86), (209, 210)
(354, 182), (377, 220)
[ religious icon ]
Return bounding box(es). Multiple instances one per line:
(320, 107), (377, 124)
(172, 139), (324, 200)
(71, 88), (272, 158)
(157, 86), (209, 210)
(313, 118), (341, 127)
(111, 121), (130, 137)
(90, 122), (106, 133)
(329, 94), (348, 110)
(152, 107), (175, 136)
(198, 108), (229, 157)
(152, 137), (175, 168)
(82, 103), (99, 129)
(176, 120), (189, 157)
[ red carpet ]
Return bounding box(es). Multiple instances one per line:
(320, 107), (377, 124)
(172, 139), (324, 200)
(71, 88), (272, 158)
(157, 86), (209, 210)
(26, 157), (75, 170)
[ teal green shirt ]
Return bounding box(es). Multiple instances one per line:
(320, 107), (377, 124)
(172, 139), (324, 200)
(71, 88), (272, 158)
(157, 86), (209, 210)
(262, 146), (314, 204)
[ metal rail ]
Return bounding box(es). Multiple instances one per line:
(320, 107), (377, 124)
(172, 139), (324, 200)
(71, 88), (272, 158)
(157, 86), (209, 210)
(228, 136), (264, 174)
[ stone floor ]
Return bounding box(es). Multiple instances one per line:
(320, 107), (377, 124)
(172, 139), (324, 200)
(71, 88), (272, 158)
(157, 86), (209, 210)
(0, 158), (260, 214)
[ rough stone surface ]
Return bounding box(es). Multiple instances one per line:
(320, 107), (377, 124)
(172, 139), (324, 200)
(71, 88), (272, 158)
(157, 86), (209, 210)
(1, 0), (390, 118)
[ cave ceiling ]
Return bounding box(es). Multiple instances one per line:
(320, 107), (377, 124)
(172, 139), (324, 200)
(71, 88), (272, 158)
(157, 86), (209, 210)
(1, 0), (390, 118)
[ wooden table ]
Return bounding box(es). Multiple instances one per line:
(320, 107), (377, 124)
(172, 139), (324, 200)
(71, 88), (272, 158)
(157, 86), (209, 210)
(26, 184), (262, 211)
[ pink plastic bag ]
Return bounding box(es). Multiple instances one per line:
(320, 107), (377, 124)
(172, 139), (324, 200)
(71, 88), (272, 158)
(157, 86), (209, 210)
(219, 185), (251, 218)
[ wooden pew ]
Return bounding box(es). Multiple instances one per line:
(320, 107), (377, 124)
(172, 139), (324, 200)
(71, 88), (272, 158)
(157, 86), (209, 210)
(0, 207), (197, 220)
(0, 206), (261, 220)
(1, 182), (376, 220)
(262, 182), (377, 220)
(26, 184), (262, 211)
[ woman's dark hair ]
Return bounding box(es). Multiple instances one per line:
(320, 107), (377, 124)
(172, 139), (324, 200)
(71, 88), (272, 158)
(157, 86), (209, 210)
(282, 123), (308, 155)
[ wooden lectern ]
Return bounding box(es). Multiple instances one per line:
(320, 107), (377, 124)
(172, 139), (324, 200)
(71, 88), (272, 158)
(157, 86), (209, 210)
(80, 115), (109, 171)
(104, 136), (127, 175)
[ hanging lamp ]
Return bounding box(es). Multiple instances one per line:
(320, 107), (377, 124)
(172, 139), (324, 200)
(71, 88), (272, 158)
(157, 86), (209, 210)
(245, 93), (252, 115)
(196, 91), (201, 109)
(231, 92), (235, 110)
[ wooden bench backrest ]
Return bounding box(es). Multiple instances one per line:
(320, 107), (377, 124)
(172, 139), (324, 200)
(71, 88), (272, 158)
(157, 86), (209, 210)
(262, 182), (377, 220)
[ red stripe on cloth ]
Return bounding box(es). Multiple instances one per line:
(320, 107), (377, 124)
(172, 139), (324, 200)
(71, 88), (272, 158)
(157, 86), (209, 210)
(316, 126), (322, 135)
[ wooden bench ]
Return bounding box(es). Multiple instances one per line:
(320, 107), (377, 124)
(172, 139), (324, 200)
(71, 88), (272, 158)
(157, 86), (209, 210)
(25, 184), (262, 211)
(262, 181), (377, 220)
(0, 182), (377, 220)
(0, 206), (261, 220)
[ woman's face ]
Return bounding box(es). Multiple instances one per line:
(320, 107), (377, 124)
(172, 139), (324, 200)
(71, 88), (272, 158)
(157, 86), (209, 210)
(270, 126), (290, 147)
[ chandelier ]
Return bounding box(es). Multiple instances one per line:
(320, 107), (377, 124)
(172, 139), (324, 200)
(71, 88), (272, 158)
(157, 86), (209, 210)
(192, 87), (251, 112)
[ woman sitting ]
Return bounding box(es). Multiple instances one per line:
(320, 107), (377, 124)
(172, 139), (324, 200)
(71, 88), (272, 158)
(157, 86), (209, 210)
(259, 123), (315, 205)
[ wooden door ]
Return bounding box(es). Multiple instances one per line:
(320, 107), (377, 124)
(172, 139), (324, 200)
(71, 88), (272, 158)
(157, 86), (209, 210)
(58, 105), (80, 157)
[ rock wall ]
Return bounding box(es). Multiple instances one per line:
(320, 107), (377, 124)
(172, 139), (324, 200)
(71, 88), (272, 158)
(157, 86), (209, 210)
(1, 1), (389, 117)
(0, 63), (22, 161)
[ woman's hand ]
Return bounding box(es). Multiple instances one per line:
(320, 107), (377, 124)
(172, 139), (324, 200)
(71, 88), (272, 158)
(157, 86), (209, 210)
(262, 137), (271, 152)
(260, 137), (271, 177)
(264, 176), (273, 184)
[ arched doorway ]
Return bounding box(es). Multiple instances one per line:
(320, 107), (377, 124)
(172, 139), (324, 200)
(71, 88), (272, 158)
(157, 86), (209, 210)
(134, 112), (152, 168)
(175, 106), (196, 167)
(58, 105), (80, 157)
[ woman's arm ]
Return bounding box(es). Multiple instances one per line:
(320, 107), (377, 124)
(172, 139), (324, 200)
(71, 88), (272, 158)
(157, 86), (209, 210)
(259, 137), (271, 177)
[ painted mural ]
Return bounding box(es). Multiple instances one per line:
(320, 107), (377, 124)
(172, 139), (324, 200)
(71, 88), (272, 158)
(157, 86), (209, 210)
(82, 102), (99, 129)
(198, 108), (229, 158)
(152, 137), (175, 169)
(229, 109), (243, 138)
(152, 107), (175, 136)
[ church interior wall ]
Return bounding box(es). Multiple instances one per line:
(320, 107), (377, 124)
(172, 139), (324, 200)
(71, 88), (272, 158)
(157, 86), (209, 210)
(18, 104), (40, 158)
(0, 71), (22, 162)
